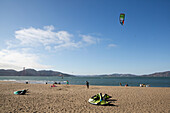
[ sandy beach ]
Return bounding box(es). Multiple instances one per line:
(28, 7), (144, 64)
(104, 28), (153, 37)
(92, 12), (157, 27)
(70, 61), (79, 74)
(0, 81), (170, 113)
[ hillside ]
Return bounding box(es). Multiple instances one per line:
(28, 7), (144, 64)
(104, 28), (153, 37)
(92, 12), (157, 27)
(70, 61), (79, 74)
(0, 69), (170, 77)
(98, 74), (136, 77)
(142, 71), (170, 77)
(0, 69), (73, 77)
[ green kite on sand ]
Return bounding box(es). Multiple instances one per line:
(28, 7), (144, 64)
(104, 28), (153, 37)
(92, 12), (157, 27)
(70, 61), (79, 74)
(88, 93), (112, 105)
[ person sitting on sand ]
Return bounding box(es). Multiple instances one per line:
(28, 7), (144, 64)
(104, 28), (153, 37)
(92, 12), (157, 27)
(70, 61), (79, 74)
(125, 83), (128, 87)
(51, 84), (56, 87)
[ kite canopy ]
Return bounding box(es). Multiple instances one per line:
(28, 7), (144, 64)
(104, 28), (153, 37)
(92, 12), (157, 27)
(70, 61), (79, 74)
(88, 93), (112, 105)
(120, 13), (125, 25)
(14, 89), (27, 95)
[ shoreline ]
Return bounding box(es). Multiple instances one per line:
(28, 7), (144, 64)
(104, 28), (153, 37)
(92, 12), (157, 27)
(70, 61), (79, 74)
(0, 81), (170, 113)
(0, 76), (170, 87)
(0, 80), (170, 88)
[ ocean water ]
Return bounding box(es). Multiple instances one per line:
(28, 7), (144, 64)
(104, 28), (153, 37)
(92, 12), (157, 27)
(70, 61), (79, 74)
(0, 76), (170, 87)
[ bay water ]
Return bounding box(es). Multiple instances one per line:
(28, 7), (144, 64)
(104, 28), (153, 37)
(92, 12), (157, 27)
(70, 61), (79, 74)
(0, 76), (170, 87)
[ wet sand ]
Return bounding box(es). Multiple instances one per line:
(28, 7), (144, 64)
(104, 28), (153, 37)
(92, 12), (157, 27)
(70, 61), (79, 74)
(0, 81), (170, 113)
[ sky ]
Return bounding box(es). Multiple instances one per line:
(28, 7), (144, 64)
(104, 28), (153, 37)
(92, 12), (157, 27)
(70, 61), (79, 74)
(0, 0), (170, 75)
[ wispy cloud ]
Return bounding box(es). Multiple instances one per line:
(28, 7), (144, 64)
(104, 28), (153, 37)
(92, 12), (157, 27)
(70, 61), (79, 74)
(14, 27), (70, 47)
(1, 25), (100, 70)
(80, 34), (99, 44)
(7, 25), (99, 51)
(0, 49), (52, 70)
(108, 44), (117, 47)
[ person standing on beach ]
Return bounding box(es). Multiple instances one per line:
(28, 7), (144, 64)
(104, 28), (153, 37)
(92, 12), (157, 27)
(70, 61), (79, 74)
(120, 83), (122, 86)
(66, 80), (69, 85)
(86, 81), (89, 89)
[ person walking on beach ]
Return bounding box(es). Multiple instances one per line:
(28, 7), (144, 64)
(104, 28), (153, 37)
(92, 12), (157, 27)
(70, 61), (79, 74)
(86, 81), (89, 89)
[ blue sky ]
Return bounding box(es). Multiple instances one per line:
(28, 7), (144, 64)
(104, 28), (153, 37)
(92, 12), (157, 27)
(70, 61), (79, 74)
(0, 0), (170, 75)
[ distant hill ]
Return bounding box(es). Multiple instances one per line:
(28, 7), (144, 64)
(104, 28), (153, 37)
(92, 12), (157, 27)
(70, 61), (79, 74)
(142, 71), (170, 77)
(99, 74), (136, 77)
(0, 69), (170, 77)
(102, 72), (170, 77)
(0, 69), (73, 77)
(99, 72), (170, 77)
(75, 72), (170, 77)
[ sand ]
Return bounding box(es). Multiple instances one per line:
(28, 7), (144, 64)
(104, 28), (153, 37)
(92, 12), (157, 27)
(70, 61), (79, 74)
(0, 81), (170, 113)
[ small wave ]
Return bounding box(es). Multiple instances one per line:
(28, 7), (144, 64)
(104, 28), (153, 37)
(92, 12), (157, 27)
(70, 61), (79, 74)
(3, 80), (67, 84)
(2, 79), (17, 82)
